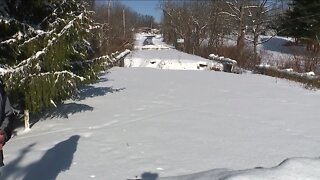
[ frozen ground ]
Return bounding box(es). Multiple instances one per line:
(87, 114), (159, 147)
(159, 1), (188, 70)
(2, 33), (320, 180)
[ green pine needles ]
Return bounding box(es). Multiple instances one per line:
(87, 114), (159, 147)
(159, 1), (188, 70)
(0, 0), (123, 113)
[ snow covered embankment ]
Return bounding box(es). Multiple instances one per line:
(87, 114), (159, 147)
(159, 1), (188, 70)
(124, 33), (223, 71)
(256, 65), (320, 89)
(161, 157), (320, 180)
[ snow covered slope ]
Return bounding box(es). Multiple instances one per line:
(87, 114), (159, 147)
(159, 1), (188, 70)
(3, 67), (320, 180)
(258, 35), (306, 65)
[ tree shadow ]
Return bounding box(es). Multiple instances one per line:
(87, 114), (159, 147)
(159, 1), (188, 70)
(22, 135), (80, 180)
(76, 85), (125, 101)
(25, 102), (94, 129)
(96, 72), (112, 83)
(97, 77), (109, 83)
(13, 85), (125, 130)
(41, 102), (93, 119)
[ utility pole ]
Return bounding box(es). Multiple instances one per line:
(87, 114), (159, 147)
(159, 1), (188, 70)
(107, 0), (111, 24)
(105, 0), (112, 52)
(123, 9), (126, 38)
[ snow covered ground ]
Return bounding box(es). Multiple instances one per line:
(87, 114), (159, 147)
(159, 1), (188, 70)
(201, 34), (305, 66)
(258, 35), (306, 65)
(2, 34), (320, 180)
(125, 33), (223, 71)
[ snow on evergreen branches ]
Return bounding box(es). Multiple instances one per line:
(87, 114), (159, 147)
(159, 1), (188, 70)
(0, 0), (122, 113)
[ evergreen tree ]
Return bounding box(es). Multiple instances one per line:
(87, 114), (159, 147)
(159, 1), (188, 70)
(280, 0), (320, 39)
(0, 0), (120, 113)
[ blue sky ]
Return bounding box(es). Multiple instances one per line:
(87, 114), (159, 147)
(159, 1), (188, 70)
(96, 0), (162, 23)
(120, 0), (162, 22)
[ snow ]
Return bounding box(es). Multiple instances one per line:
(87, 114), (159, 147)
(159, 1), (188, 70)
(116, 49), (131, 59)
(14, 31), (24, 40)
(162, 157), (320, 180)
(2, 33), (320, 180)
(257, 64), (319, 80)
(125, 34), (223, 71)
(209, 54), (238, 64)
(134, 33), (175, 50)
(203, 35), (305, 67)
(0, 67), (8, 75)
(124, 49), (223, 71)
(304, 72), (316, 76)
(256, 35), (307, 66)
(1, 39), (16, 44)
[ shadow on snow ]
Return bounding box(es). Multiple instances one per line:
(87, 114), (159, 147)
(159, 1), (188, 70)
(38, 102), (94, 119)
(2, 135), (80, 180)
(260, 37), (305, 55)
(141, 172), (159, 180)
(76, 85), (125, 101)
(23, 85), (125, 128)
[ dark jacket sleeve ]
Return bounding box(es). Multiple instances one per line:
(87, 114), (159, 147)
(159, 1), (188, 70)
(0, 94), (13, 142)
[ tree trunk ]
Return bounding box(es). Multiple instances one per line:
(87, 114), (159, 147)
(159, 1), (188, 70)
(253, 34), (259, 63)
(237, 5), (245, 56)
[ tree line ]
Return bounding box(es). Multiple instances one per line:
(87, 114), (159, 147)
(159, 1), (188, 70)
(160, 0), (320, 69)
(93, 0), (156, 55)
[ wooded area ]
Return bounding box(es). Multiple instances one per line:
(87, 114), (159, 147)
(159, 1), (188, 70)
(160, 0), (320, 69)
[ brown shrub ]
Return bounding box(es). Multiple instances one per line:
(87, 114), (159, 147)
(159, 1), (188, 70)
(197, 45), (260, 70)
(256, 66), (320, 89)
(279, 53), (320, 75)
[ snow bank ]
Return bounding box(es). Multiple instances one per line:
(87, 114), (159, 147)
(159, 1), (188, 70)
(124, 49), (223, 71)
(209, 54), (237, 64)
(257, 64), (319, 80)
(161, 157), (320, 180)
(116, 49), (131, 59)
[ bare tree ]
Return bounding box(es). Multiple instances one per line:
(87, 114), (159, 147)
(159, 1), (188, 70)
(246, 0), (270, 61)
(93, 1), (157, 54)
(160, 0), (282, 68)
(161, 0), (212, 54)
(189, 1), (211, 54)
(221, 0), (281, 62)
(161, 1), (192, 52)
(220, 0), (249, 51)
(207, 1), (231, 50)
